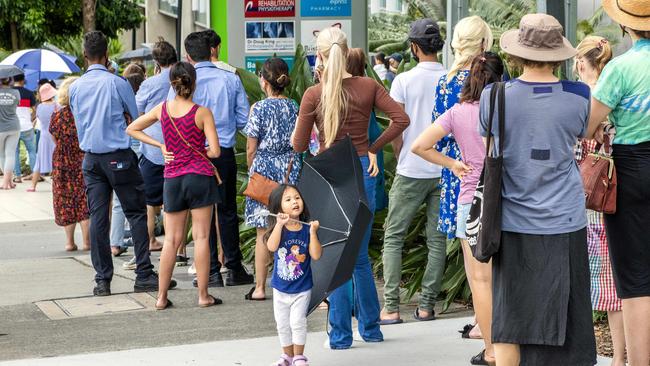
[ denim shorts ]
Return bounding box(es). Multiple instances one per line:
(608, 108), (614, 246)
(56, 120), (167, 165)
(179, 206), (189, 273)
(455, 203), (471, 239)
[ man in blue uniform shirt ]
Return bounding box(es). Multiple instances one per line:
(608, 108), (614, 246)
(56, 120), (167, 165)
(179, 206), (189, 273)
(70, 31), (176, 296)
(169, 31), (253, 288)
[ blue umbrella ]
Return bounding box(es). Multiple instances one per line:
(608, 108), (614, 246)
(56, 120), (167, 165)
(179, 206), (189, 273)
(1, 49), (80, 90)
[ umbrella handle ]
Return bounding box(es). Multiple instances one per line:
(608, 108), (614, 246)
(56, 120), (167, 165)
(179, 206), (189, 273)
(257, 211), (349, 235)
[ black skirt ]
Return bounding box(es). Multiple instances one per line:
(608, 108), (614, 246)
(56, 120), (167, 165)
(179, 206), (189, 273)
(604, 141), (650, 298)
(163, 173), (221, 212)
(492, 229), (597, 366)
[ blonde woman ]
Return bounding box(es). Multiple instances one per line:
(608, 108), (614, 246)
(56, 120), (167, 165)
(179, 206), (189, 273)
(292, 27), (410, 349)
(586, 2), (650, 365)
(49, 77), (91, 251)
(433, 15), (493, 241)
(574, 36), (625, 366)
(433, 16), (493, 343)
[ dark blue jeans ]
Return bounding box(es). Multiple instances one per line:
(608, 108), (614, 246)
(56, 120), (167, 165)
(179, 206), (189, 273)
(328, 156), (383, 349)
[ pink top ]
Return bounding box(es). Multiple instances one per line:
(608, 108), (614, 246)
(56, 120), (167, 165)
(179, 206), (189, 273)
(435, 102), (485, 204)
(160, 102), (215, 179)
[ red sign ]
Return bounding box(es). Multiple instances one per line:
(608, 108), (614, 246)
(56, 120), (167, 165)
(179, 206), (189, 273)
(245, 0), (296, 18)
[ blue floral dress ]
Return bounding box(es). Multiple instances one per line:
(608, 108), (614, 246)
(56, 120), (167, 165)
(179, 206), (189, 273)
(432, 70), (469, 239)
(244, 98), (302, 228)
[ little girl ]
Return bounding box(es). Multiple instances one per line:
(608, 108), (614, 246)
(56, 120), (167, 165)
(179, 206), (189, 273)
(265, 184), (322, 366)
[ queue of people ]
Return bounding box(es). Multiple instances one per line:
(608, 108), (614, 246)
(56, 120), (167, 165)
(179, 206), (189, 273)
(1, 1), (648, 364)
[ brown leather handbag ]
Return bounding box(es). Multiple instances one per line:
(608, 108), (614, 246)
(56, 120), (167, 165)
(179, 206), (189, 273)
(244, 156), (293, 206)
(579, 134), (617, 214)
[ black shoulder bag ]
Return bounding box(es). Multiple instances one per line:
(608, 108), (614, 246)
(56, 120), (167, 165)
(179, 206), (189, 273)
(465, 81), (505, 263)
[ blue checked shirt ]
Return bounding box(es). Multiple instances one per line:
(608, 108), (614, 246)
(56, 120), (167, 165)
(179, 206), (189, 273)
(69, 64), (139, 153)
(167, 61), (249, 148)
(135, 68), (171, 165)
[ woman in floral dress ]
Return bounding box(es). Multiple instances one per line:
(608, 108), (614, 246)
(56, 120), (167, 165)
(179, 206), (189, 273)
(432, 16), (493, 240)
(244, 58), (302, 301)
(49, 77), (90, 252)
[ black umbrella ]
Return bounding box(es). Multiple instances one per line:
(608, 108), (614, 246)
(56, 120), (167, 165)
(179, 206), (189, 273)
(297, 136), (374, 315)
(118, 47), (153, 61)
(0, 65), (24, 79)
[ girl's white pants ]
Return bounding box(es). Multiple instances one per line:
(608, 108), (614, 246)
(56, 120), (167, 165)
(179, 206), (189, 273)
(273, 289), (311, 347)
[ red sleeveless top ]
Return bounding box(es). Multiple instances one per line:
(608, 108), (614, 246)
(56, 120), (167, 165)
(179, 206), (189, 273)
(161, 102), (215, 179)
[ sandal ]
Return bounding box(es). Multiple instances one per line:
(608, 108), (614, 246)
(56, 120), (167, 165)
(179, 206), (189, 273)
(292, 355), (308, 366)
(413, 307), (435, 321)
(459, 323), (475, 338)
(65, 244), (78, 252)
(470, 349), (496, 366)
(271, 353), (292, 366)
(199, 294), (223, 308)
(12, 177), (21, 184)
(244, 286), (266, 301)
(26, 187), (36, 192)
(155, 299), (173, 310)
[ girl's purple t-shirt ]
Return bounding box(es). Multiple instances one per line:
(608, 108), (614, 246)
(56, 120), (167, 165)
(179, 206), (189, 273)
(434, 101), (485, 204)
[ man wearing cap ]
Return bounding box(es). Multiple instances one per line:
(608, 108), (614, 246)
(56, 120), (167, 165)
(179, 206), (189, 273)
(69, 31), (175, 296)
(585, 1), (650, 364)
(483, 14), (597, 365)
(380, 19), (447, 325)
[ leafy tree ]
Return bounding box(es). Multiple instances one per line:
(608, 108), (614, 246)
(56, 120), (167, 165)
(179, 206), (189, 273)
(0, 0), (142, 51)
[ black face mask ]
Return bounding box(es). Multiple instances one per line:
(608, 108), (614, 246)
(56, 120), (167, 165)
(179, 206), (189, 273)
(410, 45), (419, 63)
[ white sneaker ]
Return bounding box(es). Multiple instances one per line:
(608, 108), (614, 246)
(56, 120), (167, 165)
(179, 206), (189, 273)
(122, 256), (136, 270)
(187, 262), (196, 275)
(353, 330), (363, 342)
(323, 337), (330, 349)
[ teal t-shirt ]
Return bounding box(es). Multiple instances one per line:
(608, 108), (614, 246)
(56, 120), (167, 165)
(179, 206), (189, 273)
(593, 39), (650, 145)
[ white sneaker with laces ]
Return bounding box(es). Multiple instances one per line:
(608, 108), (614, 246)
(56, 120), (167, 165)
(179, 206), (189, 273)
(122, 256), (136, 270)
(187, 262), (196, 275)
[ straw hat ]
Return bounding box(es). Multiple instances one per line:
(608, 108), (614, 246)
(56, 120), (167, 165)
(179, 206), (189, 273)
(39, 83), (57, 101)
(500, 13), (577, 62)
(603, 0), (650, 31)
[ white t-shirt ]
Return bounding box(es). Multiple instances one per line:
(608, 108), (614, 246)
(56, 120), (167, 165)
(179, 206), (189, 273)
(389, 62), (446, 179)
(373, 64), (388, 81)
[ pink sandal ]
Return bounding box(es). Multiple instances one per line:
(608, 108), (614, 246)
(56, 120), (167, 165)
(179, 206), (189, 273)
(271, 354), (292, 366)
(292, 355), (309, 366)
(26, 187), (36, 192)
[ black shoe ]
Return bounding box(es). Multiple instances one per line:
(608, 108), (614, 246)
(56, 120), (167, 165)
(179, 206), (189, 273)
(93, 280), (111, 296)
(192, 272), (224, 288)
(134, 272), (177, 293)
(226, 267), (254, 286)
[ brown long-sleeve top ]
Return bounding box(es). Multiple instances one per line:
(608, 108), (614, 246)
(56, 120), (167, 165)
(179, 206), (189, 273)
(292, 76), (410, 155)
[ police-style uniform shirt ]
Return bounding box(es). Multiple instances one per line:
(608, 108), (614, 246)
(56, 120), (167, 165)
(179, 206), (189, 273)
(135, 67), (170, 165)
(69, 64), (139, 153)
(167, 61), (249, 148)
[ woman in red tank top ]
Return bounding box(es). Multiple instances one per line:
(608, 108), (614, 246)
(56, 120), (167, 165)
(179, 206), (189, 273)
(127, 61), (222, 309)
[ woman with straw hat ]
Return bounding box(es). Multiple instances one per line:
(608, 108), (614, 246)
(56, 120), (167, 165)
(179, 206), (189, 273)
(585, 1), (650, 365)
(484, 13), (597, 365)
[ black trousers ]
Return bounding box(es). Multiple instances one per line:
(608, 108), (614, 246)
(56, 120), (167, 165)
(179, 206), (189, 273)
(209, 147), (244, 273)
(82, 149), (154, 282)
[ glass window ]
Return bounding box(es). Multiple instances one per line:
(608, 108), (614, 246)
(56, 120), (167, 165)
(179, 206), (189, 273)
(192, 0), (209, 27)
(159, 0), (178, 17)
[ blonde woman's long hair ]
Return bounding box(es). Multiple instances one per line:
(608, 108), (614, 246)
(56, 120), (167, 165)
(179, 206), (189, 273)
(316, 27), (349, 148)
(447, 16), (493, 80)
(57, 76), (79, 107)
(574, 36), (613, 77)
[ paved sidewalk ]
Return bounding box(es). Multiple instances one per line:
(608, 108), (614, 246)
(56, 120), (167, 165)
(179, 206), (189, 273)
(0, 317), (612, 366)
(0, 179), (54, 223)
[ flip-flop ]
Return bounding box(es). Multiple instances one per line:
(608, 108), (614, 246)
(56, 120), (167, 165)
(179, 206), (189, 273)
(244, 286), (266, 301)
(199, 295), (223, 308)
(379, 318), (404, 325)
(155, 299), (173, 310)
(413, 308), (436, 321)
(470, 349), (496, 366)
(112, 246), (127, 257)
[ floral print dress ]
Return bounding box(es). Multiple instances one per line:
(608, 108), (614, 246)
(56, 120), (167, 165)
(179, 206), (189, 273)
(244, 98), (302, 228)
(432, 70), (469, 239)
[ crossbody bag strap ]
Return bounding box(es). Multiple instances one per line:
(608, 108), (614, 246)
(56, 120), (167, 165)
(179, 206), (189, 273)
(283, 155), (294, 184)
(485, 82), (499, 157)
(166, 102), (222, 185)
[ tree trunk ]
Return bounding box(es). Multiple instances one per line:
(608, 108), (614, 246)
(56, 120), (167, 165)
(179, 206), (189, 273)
(82, 0), (97, 33)
(9, 22), (18, 51)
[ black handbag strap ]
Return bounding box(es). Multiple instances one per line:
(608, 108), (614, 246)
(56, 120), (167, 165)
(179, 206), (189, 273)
(484, 82), (505, 158)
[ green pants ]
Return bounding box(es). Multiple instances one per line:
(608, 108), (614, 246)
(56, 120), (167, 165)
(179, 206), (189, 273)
(382, 174), (447, 313)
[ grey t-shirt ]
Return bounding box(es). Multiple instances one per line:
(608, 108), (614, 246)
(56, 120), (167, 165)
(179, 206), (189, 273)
(0, 87), (20, 133)
(479, 79), (590, 235)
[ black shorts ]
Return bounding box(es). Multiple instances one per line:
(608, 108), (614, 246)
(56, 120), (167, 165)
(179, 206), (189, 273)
(139, 155), (164, 206)
(163, 173), (221, 213)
